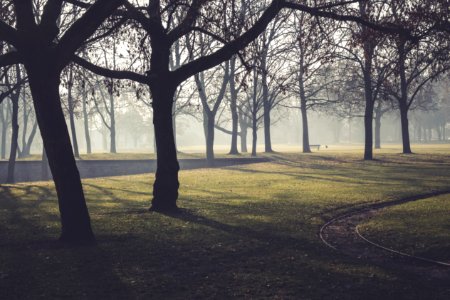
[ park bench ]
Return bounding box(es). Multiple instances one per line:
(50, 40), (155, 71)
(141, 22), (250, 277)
(310, 144), (321, 150)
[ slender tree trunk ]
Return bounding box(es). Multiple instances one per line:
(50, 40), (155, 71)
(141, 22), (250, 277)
(398, 40), (412, 154)
(149, 83), (179, 212)
(7, 92), (19, 183)
(251, 114), (257, 157)
(20, 90), (28, 158)
(399, 103), (412, 153)
(109, 93), (116, 153)
(82, 87), (92, 154)
(229, 57), (239, 155)
(22, 120), (38, 156)
(203, 111), (215, 166)
(0, 104), (7, 159)
(240, 117), (248, 153)
(374, 108), (382, 149)
(67, 69), (80, 158)
(26, 64), (94, 243)
(262, 72), (272, 153)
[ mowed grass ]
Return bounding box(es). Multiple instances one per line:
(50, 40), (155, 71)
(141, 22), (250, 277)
(359, 194), (450, 262)
(1, 145), (450, 299)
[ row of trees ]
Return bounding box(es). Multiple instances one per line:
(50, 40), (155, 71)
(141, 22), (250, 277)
(0, 0), (448, 243)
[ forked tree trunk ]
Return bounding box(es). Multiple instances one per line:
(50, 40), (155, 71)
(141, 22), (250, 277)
(150, 83), (179, 212)
(27, 64), (94, 243)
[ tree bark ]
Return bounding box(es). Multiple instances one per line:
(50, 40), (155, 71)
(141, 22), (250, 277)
(109, 93), (117, 153)
(67, 68), (80, 158)
(82, 86), (92, 154)
(203, 111), (215, 166)
(251, 114), (257, 157)
(149, 82), (180, 212)
(229, 57), (239, 155)
(398, 40), (412, 154)
(0, 103), (7, 159)
(7, 91), (19, 183)
(262, 71), (273, 153)
(374, 105), (381, 149)
(26, 64), (94, 243)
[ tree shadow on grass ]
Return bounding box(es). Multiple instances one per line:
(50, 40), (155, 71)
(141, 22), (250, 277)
(0, 184), (135, 299)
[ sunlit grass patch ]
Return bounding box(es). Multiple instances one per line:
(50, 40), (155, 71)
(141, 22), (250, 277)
(358, 194), (450, 262)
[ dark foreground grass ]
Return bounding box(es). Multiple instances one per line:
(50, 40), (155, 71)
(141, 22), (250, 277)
(1, 148), (450, 299)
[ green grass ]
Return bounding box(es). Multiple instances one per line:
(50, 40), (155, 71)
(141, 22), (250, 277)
(358, 194), (450, 262)
(1, 146), (450, 299)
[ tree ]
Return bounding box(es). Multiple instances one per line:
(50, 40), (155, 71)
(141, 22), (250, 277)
(384, 0), (450, 154)
(0, 0), (126, 243)
(75, 0), (426, 211)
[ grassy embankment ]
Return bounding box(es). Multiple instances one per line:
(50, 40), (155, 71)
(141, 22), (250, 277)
(0, 144), (449, 299)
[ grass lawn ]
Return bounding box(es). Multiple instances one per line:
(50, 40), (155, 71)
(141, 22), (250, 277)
(358, 194), (450, 262)
(1, 145), (450, 299)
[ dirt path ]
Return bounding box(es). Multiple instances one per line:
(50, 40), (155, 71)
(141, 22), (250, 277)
(319, 190), (450, 282)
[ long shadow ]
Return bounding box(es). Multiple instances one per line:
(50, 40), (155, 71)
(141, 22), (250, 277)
(0, 185), (135, 299)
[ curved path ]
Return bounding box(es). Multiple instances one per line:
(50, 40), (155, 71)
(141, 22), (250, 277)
(319, 190), (450, 281)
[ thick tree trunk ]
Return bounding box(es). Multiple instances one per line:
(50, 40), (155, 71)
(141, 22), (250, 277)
(7, 93), (19, 183)
(27, 65), (94, 243)
(41, 147), (49, 180)
(150, 84), (180, 212)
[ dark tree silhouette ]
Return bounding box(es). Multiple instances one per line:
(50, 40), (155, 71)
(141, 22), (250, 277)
(0, 0), (125, 243)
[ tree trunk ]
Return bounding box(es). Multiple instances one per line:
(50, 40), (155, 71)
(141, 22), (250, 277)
(22, 120), (38, 157)
(251, 114), (257, 157)
(229, 58), (239, 155)
(7, 92), (19, 183)
(27, 65), (94, 243)
(262, 72), (273, 153)
(20, 89), (28, 158)
(149, 83), (180, 212)
(109, 93), (117, 153)
(399, 103), (412, 153)
(82, 88), (92, 154)
(240, 120), (248, 153)
(203, 110), (215, 166)
(0, 104), (7, 159)
(300, 104), (311, 153)
(67, 69), (80, 158)
(374, 111), (381, 149)
(41, 147), (49, 180)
